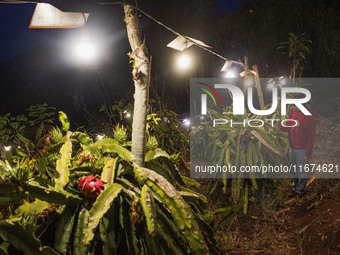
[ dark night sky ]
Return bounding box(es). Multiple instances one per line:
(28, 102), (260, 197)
(0, 0), (240, 119)
(0, 4), (37, 63)
(0, 1), (133, 118)
(0, 0), (239, 63)
(0, 2), (128, 64)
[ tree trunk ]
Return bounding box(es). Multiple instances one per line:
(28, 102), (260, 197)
(124, 4), (151, 166)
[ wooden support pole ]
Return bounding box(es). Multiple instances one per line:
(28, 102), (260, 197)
(252, 65), (265, 110)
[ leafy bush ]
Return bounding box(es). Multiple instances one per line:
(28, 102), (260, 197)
(192, 107), (289, 228)
(0, 112), (214, 255)
(98, 100), (190, 170)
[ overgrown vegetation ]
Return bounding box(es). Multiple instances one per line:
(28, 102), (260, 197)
(191, 106), (289, 229)
(0, 110), (215, 254)
(0, 95), (293, 254)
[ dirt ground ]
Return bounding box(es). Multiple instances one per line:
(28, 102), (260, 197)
(217, 117), (340, 255)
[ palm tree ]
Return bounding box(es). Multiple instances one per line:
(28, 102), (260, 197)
(278, 32), (312, 84)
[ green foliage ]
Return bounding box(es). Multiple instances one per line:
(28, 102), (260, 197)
(216, 0), (340, 77)
(169, 152), (181, 165)
(113, 124), (128, 145)
(84, 138), (135, 163)
(55, 133), (72, 191)
(28, 104), (56, 127)
(50, 128), (63, 144)
(0, 112), (214, 255)
(146, 136), (158, 151)
(192, 107), (289, 227)
(0, 158), (35, 182)
(14, 200), (50, 219)
(147, 108), (190, 161)
(145, 148), (170, 162)
(0, 114), (27, 144)
(140, 185), (156, 235)
(193, 109), (288, 177)
(99, 100), (134, 129)
(28, 104), (56, 142)
(84, 183), (123, 244)
(73, 208), (89, 255)
(278, 32), (312, 78)
(54, 206), (76, 254)
(0, 103), (60, 163)
(0, 189), (28, 206)
(58, 111), (70, 132)
(92, 101), (191, 182)
(0, 220), (58, 255)
(98, 101), (189, 166)
(100, 157), (118, 185)
(24, 183), (82, 205)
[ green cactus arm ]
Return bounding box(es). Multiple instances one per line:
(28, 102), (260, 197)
(179, 188), (208, 204)
(0, 191), (28, 206)
(72, 132), (92, 146)
(83, 183), (123, 244)
(138, 166), (207, 254)
(144, 162), (175, 185)
(24, 183), (82, 205)
(0, 220), (59, 255)
(84, 138), (134, 163)
(145, 148), (170, 162)
(55, 133), (72, 191)
(73, 208), (89, 255)
(99, 209), (118, 255)
(14, 199), (50, 218)
(58, 111), (70, 132)
(140, 185), (156, 235)
(181, 176), (201, 188)
(54, 206), (76, 254)
(101, 157), (118, 185)
(120, 199), (139, 255)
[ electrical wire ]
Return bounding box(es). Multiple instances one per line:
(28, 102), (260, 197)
(99, 1), (244, 67)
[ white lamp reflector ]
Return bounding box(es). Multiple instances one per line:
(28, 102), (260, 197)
(167, 35), (211, 51)
(29, 3), (89, 29)
(220, 60), (232, 72)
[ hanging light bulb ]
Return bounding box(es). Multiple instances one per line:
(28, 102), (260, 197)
(266, 79), (275, 90)
(4, 146), (11, 152)
(177, 53), (191, 70)
(74, 25), (97, 63)
(221, 60), (238, 78)
(278, 76), (287, 86)
(182, 118), (191, 127)
(244, 78), (254, 87)
(75, 41), (96, 61)
(223, 69), (237, 78)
